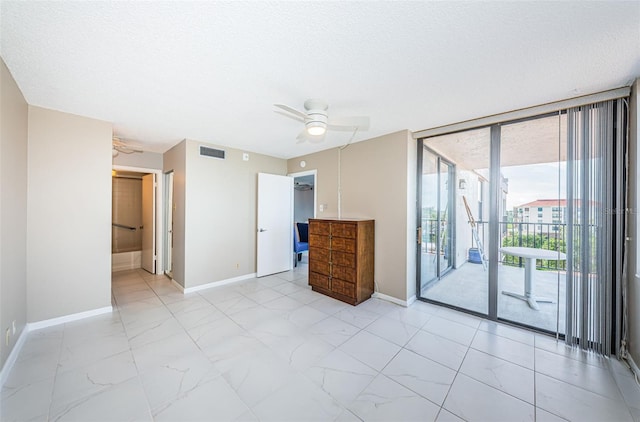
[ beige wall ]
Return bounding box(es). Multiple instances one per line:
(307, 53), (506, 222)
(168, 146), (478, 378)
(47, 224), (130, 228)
(113, 150), (163, 170)
(27, 106), (112, 322)
(163, 141), (187, 286)
(0, 58), (28, 369)
(288, 130), (417, 302)
(165, 140), (287, 289)
(629, 79), (640, 365)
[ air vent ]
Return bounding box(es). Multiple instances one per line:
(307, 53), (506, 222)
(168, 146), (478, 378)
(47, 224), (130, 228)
(200, 146), (225, 160)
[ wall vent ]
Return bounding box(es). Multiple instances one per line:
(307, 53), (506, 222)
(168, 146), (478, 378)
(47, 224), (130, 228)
(200, 146), (225, 160)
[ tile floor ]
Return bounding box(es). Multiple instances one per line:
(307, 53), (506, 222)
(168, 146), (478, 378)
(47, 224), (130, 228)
(1, 263), (639, 421)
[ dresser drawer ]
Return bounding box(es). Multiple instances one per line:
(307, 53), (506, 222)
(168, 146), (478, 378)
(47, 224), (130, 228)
(309, 272), (330, 290)
(309, 234), (330, 249)
(331, 223), (356, 239)
(310, 247), (330, 263)
(332, 264), (356, 282)
(332, 250), (355, 268)
(331, 236), (356, 253)
(309, 221), (330, 236)
(331, 278), (355, 298)
(310, 260), (331, 276)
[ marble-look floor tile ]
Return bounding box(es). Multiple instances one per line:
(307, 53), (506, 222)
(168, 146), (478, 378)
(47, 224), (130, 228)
(139, 351), (221, 412)
(0, 377), (54, 422)
(365, 316), (419, 346)
(339, 330), (401, 372)
(132, 331), (201, 373)
(478, 320), (535, 346)
(422, 316), (478, 346)
(305, 348), (378, 406)
(282, 305), (328, 328)
(535, 408), (569, 422)
(535, 348), (623, 401)
(471, 329), (534, 369)
(51, 350), (138, 416)
(308, 316), (360, 347)
(222, 349), (297, 406)
(187, 315), (245, 352)
(405, 330), (469, 371)
(349, 374), (441, 422)
(385, 306), (433, 328)
(443, 373), (535, 422)
(287, 288), (322, 305)
(334, 306), (381, 329)
(50, 377), (152, 422)
(459, 348), (534, 404)
(436, 409), (466, 422)
(308, 295), (351, 315)
(152, 376), (249, 422)
(252, 374), (343, 421)
(382, 348), (456, 405)
(205, 332), (270, 374)
(436, 307), (483, 329)
(227, 305), (284, 330)
(125, 315), (184, 349)
(243, 287), (284, 304)
(535, 372), (633, 422)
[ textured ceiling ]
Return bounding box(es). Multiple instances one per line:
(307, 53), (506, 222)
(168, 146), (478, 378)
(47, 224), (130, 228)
(1, 1), (639, 159)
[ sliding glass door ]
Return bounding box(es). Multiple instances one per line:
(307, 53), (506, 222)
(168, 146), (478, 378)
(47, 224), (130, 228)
(419, 149), (454, 290)
(417, 100), (627, 348)
(418, 128), (491, 316)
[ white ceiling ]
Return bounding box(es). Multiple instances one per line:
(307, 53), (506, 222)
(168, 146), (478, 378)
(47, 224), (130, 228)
(1, 1), (639, 159)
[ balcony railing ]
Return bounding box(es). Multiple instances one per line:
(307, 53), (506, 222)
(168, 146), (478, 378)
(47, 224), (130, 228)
(421, 218), (568, 271)
(476, 221), (567, 271)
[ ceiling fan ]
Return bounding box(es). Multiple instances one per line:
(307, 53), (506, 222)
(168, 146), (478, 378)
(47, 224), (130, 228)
(112, 138), (143, 157)
(274, 99), (370, 143)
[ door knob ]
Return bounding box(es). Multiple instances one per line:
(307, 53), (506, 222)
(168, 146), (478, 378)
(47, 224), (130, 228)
(259, 228), (267, 232)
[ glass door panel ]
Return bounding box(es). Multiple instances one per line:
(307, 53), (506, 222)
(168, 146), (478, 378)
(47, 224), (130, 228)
(420, 151), (439, 287)
(497, 114), (565, 334)
(419, 128), (491, 315)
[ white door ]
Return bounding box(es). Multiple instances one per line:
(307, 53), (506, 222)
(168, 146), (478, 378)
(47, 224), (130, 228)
(141, 173), (156, 273)
(257, 173), (293, 277)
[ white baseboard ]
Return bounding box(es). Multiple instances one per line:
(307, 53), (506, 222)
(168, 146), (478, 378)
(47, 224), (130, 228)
(627, 354), (640, 378)
(28, 306), (113, 331)
(0, 326), (29, 387)
(372, 292), (411, 308)
(183, 273), (257, 294)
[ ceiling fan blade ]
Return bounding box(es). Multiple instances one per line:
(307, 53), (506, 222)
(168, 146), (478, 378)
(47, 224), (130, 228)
(275, 110), (305, 123)
(274, 104), (307, 120)
(327, 116), (370, 131)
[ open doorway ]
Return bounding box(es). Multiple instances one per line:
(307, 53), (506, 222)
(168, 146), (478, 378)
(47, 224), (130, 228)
(112, 165), (163, 275)
(289, 170), (317, 267)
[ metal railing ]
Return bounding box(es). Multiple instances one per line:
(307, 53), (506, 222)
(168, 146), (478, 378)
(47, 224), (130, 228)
(475, 221), (567, 270)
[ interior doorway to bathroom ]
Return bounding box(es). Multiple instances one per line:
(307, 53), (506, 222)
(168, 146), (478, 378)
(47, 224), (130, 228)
(112, 165), (163, 274)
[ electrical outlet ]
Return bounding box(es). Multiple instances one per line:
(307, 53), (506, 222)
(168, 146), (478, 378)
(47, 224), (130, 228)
(5, 328), (9, 346)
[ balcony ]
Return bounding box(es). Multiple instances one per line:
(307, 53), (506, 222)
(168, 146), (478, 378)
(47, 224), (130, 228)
(421, 220), (567, 334)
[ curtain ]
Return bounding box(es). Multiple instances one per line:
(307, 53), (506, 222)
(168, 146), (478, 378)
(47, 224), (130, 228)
(565, 99), (627, 355)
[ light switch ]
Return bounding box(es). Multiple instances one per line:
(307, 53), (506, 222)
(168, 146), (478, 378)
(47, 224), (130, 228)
(242, 152), (249, 161)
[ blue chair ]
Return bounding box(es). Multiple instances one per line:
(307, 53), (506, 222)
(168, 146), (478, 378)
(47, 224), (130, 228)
(293, 222), (309, 267)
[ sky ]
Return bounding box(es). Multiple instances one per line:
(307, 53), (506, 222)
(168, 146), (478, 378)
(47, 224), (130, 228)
(501, 162), (566, 209)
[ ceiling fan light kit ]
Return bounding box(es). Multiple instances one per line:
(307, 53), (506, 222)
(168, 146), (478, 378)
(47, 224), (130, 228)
(274, 98), (369, 144)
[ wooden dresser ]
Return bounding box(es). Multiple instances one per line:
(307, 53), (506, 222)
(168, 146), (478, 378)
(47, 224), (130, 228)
(308, 218), (374, 305)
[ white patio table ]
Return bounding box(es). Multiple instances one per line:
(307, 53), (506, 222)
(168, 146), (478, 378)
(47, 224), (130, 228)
(500, 246), (567, 311)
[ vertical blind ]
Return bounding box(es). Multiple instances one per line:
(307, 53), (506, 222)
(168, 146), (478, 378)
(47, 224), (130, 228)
(565, 99), (627, 355)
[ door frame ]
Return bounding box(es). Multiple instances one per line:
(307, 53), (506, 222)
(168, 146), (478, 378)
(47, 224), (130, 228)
(416, 146), (456, 289)
(112, 165), (164, 275)
(288, 169), (318, 221)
